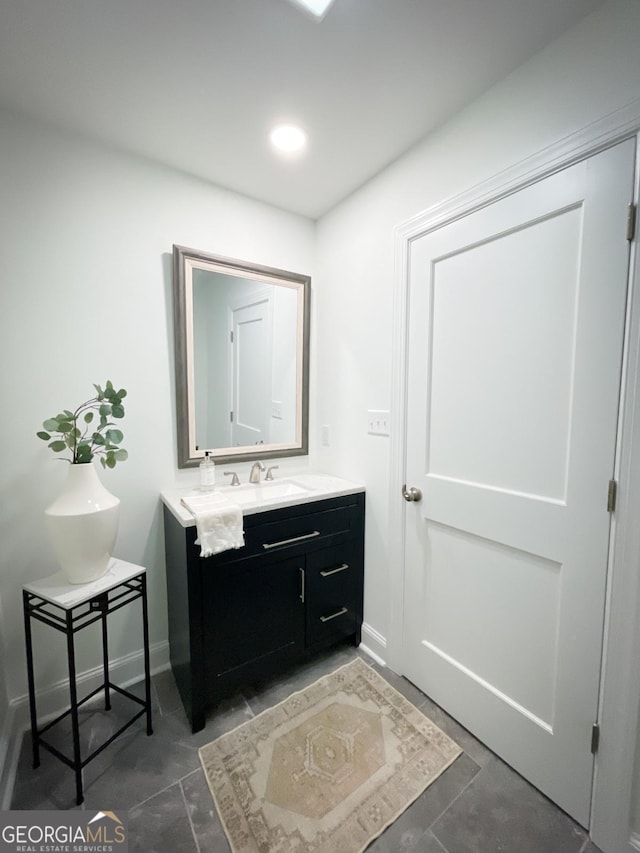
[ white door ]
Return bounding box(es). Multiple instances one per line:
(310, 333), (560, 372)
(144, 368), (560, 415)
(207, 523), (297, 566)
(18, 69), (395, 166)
(230, 297), (272, 446)
(402, 139), (635, 826)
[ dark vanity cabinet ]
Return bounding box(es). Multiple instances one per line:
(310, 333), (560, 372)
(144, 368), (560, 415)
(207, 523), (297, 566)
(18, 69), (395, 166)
(163, 491), (365, 732)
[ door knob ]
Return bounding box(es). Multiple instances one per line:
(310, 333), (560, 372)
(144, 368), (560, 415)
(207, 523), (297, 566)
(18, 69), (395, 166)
(402, 485), (422, 502)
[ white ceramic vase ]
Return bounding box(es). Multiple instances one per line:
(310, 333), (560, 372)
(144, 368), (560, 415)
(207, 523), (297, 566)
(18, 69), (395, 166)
(45, 462), (120, 584)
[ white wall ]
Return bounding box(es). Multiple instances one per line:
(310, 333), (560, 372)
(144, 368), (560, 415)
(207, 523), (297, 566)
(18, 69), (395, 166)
(314, 0), (640, 661)
(0, 109), (315, 732)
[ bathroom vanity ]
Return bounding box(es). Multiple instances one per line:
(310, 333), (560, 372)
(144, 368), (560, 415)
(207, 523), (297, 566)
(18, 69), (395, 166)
(161, 474), (365, 732)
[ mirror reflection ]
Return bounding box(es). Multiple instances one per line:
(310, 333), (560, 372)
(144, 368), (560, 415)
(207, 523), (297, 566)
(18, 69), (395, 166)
(192, 271), (299, 449)
(172, 246), (310, 467)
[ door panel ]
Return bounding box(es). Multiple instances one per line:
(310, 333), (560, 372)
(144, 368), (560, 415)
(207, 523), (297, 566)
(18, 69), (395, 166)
(427, 205), (580, 499)
(421, 523), (560, 728)
(203, 553), (304, 681)
(402, 139), (635, 825)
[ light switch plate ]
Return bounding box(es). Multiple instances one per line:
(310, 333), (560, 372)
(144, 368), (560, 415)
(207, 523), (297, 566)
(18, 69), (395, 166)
(367, 410), (390, 436)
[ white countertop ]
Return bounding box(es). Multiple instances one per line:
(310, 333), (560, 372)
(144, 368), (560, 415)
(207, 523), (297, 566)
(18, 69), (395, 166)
(161, 473), (365, 528)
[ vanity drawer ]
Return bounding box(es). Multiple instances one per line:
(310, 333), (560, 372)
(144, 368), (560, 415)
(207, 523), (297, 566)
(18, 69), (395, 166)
(305, 543), (361, 645)
(240, 501), (359, 559)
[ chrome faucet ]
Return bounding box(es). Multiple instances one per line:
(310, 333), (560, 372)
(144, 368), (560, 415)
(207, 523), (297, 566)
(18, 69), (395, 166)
(249, 460), (265, 484)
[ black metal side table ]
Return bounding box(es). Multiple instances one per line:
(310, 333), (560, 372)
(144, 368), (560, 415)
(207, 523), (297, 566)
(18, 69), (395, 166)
(23, 558), (153, 805)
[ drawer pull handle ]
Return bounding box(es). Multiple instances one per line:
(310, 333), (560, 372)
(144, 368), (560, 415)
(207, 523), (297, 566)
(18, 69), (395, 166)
(299, 567), (305, 603)
(320, 563), (349, 577)
(320, 607), (348, 623)
(262, 531), (321, 550)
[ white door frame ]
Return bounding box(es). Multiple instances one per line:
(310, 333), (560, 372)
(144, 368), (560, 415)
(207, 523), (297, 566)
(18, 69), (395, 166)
(388, 98), (640, 852)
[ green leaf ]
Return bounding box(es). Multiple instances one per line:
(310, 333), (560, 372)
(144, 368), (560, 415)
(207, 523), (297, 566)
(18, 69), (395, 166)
(93, 383), (103, 397)
(58, 420), (73, 433)
(100, 457), (106, 469)
(84, 412), (94, 424)
(106, 429), (123, 444)
(92, 432), (105, 445)
(111, 404), (125, 419)
(36, 431), (51, 441)
(99, 403), (112, 417)
(63, 410), (74, 418)
(48, 440), (67, 452)
(76, 444), (92, 463)
(105, 452), (116, 469)
(114, 449), (128, 462)
(106, 380), (114, 391)
(117, 388), (127, 399)
(43, 418), (59, 432)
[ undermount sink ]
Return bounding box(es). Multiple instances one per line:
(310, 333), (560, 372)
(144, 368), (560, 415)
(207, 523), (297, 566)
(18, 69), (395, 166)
(215, 479), (309, 507)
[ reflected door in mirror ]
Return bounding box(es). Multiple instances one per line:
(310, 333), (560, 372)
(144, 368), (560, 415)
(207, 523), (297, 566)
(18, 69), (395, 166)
(231, 294), (270, 446)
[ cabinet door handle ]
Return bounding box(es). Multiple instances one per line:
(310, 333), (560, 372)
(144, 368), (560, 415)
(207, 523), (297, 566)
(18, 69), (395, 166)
(320, 563), (349, 577)
(299, 567), (305, 603)
(262, 531), (321, 550)
(320, 606), (348, 623)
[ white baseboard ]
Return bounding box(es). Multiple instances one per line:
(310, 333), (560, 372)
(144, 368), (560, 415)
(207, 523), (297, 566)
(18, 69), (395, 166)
(0, 640), (170, 810)
(360, 622), (387, 667)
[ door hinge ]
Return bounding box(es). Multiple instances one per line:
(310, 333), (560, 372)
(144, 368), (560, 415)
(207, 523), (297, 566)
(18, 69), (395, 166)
(230, 411), (234, 423)
(628, 203), (637, 242)
(230, 330), (234, 343)
(607, 479), (617, 513)
(591, 723), (600, 755)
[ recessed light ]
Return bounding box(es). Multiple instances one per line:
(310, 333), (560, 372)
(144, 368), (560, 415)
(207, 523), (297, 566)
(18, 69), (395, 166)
(269, 124), (307, 154)
(288, 0), (336, 20)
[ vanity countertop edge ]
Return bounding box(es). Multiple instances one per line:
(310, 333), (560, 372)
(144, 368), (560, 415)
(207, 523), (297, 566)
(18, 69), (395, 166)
(161, 473), (365, 528)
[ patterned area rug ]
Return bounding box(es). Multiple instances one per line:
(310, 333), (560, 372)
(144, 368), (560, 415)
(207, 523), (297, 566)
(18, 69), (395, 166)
(199, 657), (462, 852)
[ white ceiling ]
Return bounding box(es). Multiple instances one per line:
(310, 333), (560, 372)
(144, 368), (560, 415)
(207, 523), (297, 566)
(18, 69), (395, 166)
(0, 0), (604, 219)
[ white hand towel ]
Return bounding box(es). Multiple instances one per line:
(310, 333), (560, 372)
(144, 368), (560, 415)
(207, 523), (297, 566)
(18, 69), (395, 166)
(181, 494), (245, 557)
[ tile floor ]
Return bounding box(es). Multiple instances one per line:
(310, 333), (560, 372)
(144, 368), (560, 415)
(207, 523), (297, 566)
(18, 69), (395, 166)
(11, 643), (602, 853)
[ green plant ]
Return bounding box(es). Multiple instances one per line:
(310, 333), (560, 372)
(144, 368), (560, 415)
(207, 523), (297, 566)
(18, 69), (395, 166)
(37, 380), (128, 468)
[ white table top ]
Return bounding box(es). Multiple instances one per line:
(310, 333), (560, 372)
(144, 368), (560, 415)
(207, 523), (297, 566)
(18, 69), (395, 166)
(23, 558), (145, 609)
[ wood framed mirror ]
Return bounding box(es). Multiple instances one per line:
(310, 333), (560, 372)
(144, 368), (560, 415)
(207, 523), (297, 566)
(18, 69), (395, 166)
(172, 245), (310, 468)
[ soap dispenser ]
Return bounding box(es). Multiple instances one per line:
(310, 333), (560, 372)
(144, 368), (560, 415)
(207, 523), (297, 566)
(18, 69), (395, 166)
(199, 451), (215, 492)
